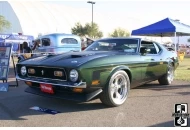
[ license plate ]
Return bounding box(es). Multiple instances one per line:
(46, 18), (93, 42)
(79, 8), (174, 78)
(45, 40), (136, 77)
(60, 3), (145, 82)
(40, 84), (54, 94)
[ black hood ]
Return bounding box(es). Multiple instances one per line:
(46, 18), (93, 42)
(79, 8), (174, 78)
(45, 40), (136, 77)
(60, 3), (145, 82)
(19, 51), (121, 68)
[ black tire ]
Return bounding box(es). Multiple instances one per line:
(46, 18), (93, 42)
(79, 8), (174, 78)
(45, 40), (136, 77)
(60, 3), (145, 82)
(99, 70), (130, 107)
(158, 63), (174, 85)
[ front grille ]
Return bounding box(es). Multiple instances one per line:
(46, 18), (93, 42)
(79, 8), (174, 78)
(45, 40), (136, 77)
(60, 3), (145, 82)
(26, 66), (67, 81)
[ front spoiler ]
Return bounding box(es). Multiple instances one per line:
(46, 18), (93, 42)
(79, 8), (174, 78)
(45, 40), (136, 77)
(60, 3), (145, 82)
(25, 87), (103, 102)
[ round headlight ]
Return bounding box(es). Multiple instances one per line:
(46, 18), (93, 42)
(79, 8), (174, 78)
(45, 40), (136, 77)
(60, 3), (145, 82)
(21, 66), (27, 76)
(69, 69), (78, 82)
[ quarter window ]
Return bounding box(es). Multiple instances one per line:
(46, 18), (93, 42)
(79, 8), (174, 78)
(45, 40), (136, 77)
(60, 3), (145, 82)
(153, 43), (162, 53)
(141, 41), (158, 54)
(61, 38), (78, 44)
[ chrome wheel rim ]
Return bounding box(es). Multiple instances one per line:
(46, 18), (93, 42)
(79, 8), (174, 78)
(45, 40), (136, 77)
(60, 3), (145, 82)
(167, 65), (174, 83)
(109, 74), (128, 105)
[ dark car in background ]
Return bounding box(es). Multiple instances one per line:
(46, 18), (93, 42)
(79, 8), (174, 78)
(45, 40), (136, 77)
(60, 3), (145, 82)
(16, 38), (179, 107)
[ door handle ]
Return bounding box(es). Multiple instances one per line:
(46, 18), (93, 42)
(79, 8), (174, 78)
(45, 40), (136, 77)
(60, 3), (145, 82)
(151, 59), (154, 61)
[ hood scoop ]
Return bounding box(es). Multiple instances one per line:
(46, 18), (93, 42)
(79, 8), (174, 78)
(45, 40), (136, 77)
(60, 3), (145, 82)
(71, 55), (83, 58)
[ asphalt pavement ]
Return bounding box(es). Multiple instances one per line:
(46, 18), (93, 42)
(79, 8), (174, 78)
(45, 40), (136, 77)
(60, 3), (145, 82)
(0, 68), (190, 127)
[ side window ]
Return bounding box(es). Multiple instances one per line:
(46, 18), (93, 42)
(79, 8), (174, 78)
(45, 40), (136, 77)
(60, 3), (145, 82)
(61, 38), (78, 44)
(42, 38), (50, 46)
(153, 43), (162, 53)
(141, 41), (157, 54)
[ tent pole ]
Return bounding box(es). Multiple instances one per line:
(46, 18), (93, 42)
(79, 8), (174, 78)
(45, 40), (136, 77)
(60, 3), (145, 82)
(174, 32), (177, 52)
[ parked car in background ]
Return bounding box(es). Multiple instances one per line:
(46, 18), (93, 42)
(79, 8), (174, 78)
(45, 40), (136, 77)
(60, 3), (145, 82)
(33, 33), (81, 53)
(18, 33), (81, 62)
(165, 47), (175, 52)
(163, 43), (172, 47)
(16, 38), (179, 107)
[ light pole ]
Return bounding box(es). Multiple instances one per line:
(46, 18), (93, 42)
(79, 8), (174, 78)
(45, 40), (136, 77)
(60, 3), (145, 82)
(87, 1), (96, 27)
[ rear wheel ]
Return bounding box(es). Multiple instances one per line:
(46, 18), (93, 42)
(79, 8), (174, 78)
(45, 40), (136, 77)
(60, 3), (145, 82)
(100, 70), (130, 107)
(158, 63), (174, 85)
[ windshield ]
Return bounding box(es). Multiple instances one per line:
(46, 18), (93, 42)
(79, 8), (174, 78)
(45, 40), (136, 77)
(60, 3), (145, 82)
(85, 39), (139, 53)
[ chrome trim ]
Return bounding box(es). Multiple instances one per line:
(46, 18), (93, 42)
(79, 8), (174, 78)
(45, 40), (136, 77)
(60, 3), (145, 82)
(27, 75), (67, 81)
(16, 75), (86, 88)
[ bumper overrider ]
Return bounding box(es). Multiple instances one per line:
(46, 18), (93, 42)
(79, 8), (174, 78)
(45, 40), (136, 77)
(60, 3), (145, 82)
(16, 75), (102, 102)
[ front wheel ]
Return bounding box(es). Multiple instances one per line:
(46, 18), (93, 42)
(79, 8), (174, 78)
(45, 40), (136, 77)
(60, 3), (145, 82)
(100, 70), (130, 107)
(158, 63), (174, 85)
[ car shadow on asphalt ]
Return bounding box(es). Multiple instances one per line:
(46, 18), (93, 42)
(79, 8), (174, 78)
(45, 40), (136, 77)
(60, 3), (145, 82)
(130, 81), (190, 98)
(135, 81), (190, 92)
(0, 87), (109, 121)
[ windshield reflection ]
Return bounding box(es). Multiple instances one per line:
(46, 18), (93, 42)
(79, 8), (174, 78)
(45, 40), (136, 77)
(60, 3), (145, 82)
(85, 38), (139, 53)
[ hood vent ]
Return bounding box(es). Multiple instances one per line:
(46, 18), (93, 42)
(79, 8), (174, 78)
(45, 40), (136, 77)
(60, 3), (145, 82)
(71, 55), (83, 58)
(71, 53), (96, 58)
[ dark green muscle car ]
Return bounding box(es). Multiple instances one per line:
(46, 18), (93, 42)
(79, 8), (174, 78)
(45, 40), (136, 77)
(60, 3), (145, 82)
(16, 38), (179, 107)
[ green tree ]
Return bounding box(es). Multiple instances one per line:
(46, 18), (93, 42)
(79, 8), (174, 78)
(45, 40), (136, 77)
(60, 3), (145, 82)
(0, 15), (11, 32)
(109, 28), (130, 37)
(71, 22), (87, 37)
(84, 23), (103, 39)
(71, 22), (103, 39)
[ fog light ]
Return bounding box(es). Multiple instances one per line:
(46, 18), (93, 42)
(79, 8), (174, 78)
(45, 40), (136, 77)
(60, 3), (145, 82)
(54, 71), (63, 77)
(28, 68), (35, 74)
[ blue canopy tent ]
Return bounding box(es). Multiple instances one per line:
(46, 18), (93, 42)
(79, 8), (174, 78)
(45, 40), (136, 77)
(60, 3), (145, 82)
(131, 18), (190, 51)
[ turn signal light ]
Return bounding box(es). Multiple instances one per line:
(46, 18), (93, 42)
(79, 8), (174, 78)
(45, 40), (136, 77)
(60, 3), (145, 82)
(73, 88), (83, 93)
(92, 80), (100, 85)
(54, 71), (63, 77)
(25, 81), (32, 86)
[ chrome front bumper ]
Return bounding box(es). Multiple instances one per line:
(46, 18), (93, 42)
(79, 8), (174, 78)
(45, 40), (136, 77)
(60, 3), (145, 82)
(16, 75), (87, 88)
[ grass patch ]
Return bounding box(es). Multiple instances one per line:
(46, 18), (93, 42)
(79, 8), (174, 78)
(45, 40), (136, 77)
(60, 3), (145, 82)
(175, 57), (190, 81)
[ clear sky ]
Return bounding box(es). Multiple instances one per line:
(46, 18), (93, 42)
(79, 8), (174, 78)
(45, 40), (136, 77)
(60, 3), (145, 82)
(43, 0), (190, 44)
(45, 0), (190, 25)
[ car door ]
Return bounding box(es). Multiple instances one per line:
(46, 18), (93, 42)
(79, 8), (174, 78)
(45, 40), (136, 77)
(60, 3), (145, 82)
(140, 41), (166, 82)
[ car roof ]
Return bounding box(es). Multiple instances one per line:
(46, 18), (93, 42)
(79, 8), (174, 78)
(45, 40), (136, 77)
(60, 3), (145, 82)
(97, 37), (160, 43)
(98, 37), (141, 40)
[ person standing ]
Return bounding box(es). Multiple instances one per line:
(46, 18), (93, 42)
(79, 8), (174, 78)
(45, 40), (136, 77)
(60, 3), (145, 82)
(22, 41), (31, 53)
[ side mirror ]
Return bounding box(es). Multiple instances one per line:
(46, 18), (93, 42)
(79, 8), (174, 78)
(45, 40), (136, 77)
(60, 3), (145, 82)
(140, 47), (150, 55)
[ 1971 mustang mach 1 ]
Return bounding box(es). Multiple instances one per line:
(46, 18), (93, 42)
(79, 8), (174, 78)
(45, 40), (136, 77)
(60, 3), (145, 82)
(16, 38), (179, 107)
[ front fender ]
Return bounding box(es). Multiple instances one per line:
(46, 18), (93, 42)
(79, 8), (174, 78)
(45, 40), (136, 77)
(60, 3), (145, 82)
(105, 65), (132, 85)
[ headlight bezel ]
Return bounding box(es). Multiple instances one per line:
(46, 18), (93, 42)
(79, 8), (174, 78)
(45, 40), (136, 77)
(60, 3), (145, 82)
(20, 66), (27, 76)
(69, 69), (79, 82)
